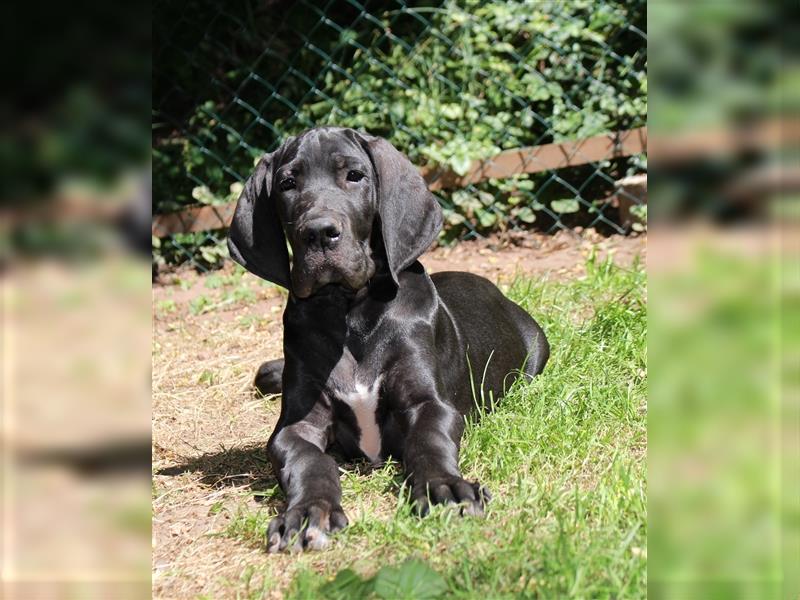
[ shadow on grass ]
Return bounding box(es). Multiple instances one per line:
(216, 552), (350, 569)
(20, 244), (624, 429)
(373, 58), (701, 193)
(156, 444), (403, 506)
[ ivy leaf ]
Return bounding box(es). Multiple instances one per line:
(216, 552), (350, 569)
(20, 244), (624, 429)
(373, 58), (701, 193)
(476, 208), (497, 228)
(449, 153), (473, 177)
(191, 185), (216, 205)
(516, 206), (537, 223)
(445, 211), (467, 226)
(477, 190), (495, 206)
(551, 198), (580, 214)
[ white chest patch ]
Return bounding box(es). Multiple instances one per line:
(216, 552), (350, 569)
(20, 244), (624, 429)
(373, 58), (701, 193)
(341, 377), (383, 462)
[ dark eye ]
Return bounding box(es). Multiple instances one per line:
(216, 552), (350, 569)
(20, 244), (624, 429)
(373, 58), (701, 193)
(346, 170), (365, 182)
(279, 177), (296, 191)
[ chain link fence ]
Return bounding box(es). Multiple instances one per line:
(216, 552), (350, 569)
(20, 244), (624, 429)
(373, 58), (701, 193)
(153, 0), (647, 272)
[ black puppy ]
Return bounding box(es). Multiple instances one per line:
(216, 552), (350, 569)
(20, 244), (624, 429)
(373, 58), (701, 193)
(228, 127), (549, 553)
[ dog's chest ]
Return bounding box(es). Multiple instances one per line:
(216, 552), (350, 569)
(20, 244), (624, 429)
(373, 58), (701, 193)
(327, 349), (383, 462)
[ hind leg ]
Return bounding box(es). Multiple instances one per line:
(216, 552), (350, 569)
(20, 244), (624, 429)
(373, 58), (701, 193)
(255, 358), (284, 395)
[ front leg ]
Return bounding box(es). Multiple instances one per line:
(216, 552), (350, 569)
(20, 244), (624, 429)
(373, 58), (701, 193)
(403, 400), (490, 516)
(266, 402), (347, 553)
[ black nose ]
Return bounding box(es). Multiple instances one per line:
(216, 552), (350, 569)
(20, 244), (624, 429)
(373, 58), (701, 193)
(301, 217), (341, 249)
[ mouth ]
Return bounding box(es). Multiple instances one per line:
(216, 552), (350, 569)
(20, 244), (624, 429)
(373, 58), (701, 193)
(290, 253), (376, 299)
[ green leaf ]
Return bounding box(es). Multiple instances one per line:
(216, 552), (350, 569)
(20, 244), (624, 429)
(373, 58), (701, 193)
(373, 559), (447, 600)
(200, 247), (219, 264)
(630, 204), (648, 220)
(191, 185), (216, 205)
(319, 569), (373, 600)
(477, 208), (497, 228)
(449, 153), (473, 177)
(551, 198), (580, 214)
(516, 206), (537, 223)
(339, 29), (357, 45)
(516, 179), (535, 191)
(477, 190), (495, 206)
(445, 211), (467, 226)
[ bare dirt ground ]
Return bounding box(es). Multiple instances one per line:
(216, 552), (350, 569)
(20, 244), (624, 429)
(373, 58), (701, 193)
(151, 230), (645, 599)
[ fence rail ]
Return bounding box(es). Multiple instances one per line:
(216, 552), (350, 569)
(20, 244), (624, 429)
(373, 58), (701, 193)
(422, 127), (647, 191)
(152, 126), (647, 237)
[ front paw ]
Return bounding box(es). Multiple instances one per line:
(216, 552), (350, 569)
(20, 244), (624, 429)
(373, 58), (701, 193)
(266, 499), (348, 553)
(412, 476), (491, 517)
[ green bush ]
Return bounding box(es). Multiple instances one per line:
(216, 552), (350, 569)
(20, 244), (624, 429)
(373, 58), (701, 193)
(153, 0), (646, 266)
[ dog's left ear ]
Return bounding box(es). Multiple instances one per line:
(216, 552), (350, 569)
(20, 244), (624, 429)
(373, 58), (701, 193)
(227, 151), (292, 289)
(356, 133), (443, 285)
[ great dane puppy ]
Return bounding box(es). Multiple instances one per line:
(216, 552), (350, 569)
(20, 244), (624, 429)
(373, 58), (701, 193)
(228, 127), (549, 553)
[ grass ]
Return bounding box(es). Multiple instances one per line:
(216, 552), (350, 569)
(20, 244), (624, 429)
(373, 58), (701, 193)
(216, 253), (647, 599)
(648, 244), (788, 598)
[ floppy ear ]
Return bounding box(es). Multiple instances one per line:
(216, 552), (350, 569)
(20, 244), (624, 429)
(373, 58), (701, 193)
(227, 151), (291, 289)
(360, 135), (443, 285)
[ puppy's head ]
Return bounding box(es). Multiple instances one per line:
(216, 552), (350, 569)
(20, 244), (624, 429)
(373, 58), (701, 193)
(228, 128), (442, 298)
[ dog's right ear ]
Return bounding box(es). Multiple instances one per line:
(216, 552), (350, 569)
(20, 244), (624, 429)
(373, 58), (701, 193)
(352, 133), (443, 286)
(227, 151), (291, 289)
